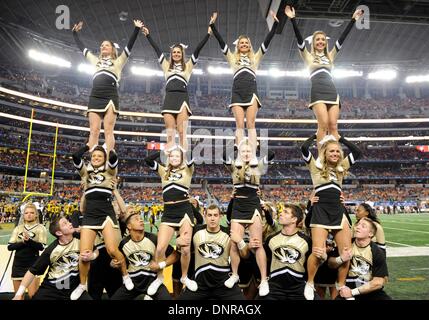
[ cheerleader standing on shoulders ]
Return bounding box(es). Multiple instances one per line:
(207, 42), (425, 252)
(144, 145), (197, 294)
(300, 134), (361, 299)
(209, 11), (279, 165)
(285, 6), (363, 150)
(142, 23), (211, 152)
(70, 144), (134, 300)
(72, 19), (143, 152)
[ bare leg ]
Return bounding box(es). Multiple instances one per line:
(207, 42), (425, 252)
(103, 105), (118, 153)
(312, 103), (329, 154)
(87, 112), (102, 149)
(176, 106), (190, 152)
(231, 106), (245, 146)
(327, 104), (340, 140)
(245, 99), (259, 156)
(163, 113), (177, 151)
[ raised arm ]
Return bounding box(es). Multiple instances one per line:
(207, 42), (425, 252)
(142, 26), (164, 63)
(285, 6), (305, 51)
(301, 134), (317, 162)
(72, 144), (90, 176)
(339, 136), (362, 162)
(332, 9), (363, 55)
(260, 10), (279, 54)
(123, 20), (142, 57)
(209, 12), (228, 55)
(191, 30), (211, 65)
(144, 151), (161, 168)
(72, 21), (98, 65)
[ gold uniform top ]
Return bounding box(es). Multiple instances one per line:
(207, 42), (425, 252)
(119, 233), (174, 282)
(346, 241), (388, 289)
(266, 231), (311, 284)
(193, 225), (231, 287)
(9, 223), (47, 246)
(149, 160), (195, 202)
(29, 237), (80, 289)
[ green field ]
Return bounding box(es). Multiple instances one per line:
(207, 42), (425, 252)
(1, 213), (428, 299)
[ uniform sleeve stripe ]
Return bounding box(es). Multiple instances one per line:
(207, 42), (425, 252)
(261, 43), (267, 53)
(150, 162), (158, 171)
(191, 54), (198, 64)
(349, 153), (355, 165)
(158, 53), (165, 64)
(124, 46), (130, 57)
(83, 48), (88, 57)
(187, 159), (195, 167)
(223, 157), (232, 165)
(109, 159), (118, 168)
(222, 45), (228, 54)
(302, 152), (312, 163)
(74, 159), (84, 169)
(297, 42), (305, 50)
(335, 40), (342, 50)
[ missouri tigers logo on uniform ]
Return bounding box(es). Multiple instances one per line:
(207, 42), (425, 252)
(238, 54), (251, 67)
(97, 58), (114, 69)
(167, 172), (183, 181)
(350, 256), (372, 282)
(313, 55), (330, 65)
(198, 242), (224, 259)
(129, 251), (152, 267)
(56, 251), (79, 271)
(18, 230), (36, 240)
(88, 173), (106, 185)
(273, 246), (301, 264)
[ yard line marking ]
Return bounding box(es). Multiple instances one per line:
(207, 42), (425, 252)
(397, 277), (425, 281)
(384, 221), (429, 227)
(383, 226), (429, 234)
(0, 235), (11, 238)
(386, 240), (412, 247)
(411, 268), (429, 271)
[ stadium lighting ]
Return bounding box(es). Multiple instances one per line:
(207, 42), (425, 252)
(268, 68), (286, 78)
(207, 66), (233, 75)
(28, 49), (71, 68)
(367, 69), (397, 81)
(405, 74), (429, 83)
(131, 66), (163, 77)
(78, 63), (95, 74)
(193, 68), (204, 75)
(285, 69), (309, 78)
(333, 69), (363, 78)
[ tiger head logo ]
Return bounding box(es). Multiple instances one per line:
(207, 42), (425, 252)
(273, 246), (301, 264)
(198, 242), (224, 259)
(88, 173), (105, 185)
(168, 172), (182, 181)
(129, 251), (152, 267)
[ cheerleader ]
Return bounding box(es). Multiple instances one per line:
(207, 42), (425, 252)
(8, 203), (47, 298)
(72, 19), (143, 152)
(144, 145), (197, 294)
(285, 6), (363, 148)
(209, 12), (279, 165)
(223, 139), (274, 296)
(300, 134), (361, 299)
(142, 24), (211, 152)
(70, 144), (134, 300)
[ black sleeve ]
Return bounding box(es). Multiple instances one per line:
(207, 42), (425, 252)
(70, 211), (81, 228)
(72, 31), (86, 53)
(7, 242), (26, 251)
(304, 200), (312, 229)
(261, 21), (278, 54)
(146, 34), (164, 63)
(191, 33), (210, 64)
(144, 151), (161, 167)
(165, 244), (175, 257)
(262, 207), (275, 227)
(192, 206), (204, 225)
(72, 144), (89, 168)
(124, 26), (140, 57)
(209, 23), (228, 54)
(29, 243), (55, 275)
(339, 136), (362, 161)
(371, 244), (389, 278)
(290, 18), (305, 50)
(108, 150), (118, 169)
(226, 198), (233, 224)
(267, 150), (275, 162)
(26, 239), (45, 251)
(336, 19), (355, 51)
(301, 134), (316, 160)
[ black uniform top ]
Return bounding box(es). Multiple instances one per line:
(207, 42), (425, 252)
(29, 237), (80, 290)
(73, 26), (139, 88)
(72, 145), (118, 200)
(223, 151), (274, 198)
(192, 225), (231, 289)
(301, 135), (361, 194)
(346, 241), (389, 289)
(146, 33), (210, 90)
(119, 232), (174, 286)
(265, 230), (312, 293)
(8, 223), (47, 267)
(145, 152), (194, 202)
(290, 17), (356, 78)
(210, 22), (278, 80)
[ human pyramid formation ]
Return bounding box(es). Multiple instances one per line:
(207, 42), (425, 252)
(9, 6), (391, 300)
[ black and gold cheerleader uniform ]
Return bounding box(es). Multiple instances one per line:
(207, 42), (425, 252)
(145, 31), (210, 115)
(301, 135), (361, 229)
(72, 145), (119, 229)
(223, 151), (274, 224)
(73, 25), (140, 114)
(210, 21), (278, 109)
(8, 223), (47, 280)
(144, 152), (195, 227)
(290, 16), (357, 109)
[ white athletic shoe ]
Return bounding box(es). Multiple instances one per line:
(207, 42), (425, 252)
(181, 276), (198, 292)
(304, 282), (315, 300)
(70, 284), (87, 300)
(123, 275), (134, 291)
(258, 278), (270, 296)
(224, 274), (240, 288)
(147, 276), (163, 296)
